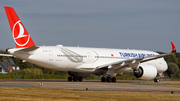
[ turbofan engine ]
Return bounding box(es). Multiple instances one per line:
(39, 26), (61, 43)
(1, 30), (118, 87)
(133, 64), (157, 80)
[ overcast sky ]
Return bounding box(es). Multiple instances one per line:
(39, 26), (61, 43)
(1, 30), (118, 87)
(0, 0), (180, 52)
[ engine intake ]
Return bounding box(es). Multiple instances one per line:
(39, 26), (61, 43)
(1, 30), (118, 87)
(133, 64), (157, 80)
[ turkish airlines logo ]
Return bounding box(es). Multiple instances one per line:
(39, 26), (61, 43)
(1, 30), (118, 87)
(12, 20), (30, 46)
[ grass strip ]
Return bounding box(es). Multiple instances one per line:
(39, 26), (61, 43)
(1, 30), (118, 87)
(0, 87), (180, 101)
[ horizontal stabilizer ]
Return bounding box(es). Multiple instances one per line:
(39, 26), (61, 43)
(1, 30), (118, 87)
(16, 46), (39, 53)
(0, 54), (14, 57)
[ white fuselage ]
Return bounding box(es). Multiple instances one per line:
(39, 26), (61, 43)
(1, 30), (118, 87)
(8, 45), (168, 74)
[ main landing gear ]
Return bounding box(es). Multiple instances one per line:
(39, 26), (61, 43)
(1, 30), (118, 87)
(101, 76), (116, 82)
(68, 76), (83, 82)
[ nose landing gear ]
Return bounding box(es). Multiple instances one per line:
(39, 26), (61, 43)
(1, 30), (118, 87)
(154, 78), (160, 82)
(154, 73), (161, 83)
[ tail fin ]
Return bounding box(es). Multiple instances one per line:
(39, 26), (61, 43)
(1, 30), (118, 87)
(4, 6), (36, 48)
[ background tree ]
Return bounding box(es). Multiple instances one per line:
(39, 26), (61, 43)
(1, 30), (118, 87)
(166, 63), (179, 78)
(164, 54), (179, 65)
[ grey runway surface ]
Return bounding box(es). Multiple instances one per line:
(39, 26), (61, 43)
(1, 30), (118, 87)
(0, 80), (180, 94)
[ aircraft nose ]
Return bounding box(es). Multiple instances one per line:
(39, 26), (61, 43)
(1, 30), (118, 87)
(162, 60), (168, 72)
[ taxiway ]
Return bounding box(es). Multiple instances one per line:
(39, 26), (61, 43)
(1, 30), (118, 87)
(0, 80), (180, 94)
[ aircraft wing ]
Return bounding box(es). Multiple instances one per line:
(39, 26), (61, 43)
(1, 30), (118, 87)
(97, 42), (176, 70)
(97, 57), (144, 70)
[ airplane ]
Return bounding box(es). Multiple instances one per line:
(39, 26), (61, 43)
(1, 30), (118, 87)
(3, 6), (176, 82)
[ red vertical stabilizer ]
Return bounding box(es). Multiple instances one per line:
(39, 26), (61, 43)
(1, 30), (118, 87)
(4, 6), (36, 48)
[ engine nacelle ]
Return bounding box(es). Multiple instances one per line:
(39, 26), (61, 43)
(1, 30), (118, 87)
(133, 64), (157, 80)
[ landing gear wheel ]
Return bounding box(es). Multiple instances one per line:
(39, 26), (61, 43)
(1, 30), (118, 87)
(154, 78), (160, 83)
(78, 76), (83, 82)
(106, 77), (111, 82)
(111, 77), (116, 82)
(73, 77), (78, 81)
(101, 77), (106, 82)
(68, 76), (72, 81)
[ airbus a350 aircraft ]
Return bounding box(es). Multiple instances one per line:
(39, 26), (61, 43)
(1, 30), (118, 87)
(3, 6), (176, 82)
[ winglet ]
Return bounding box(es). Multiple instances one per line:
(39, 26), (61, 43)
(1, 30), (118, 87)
(171, 42), (176, 53)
